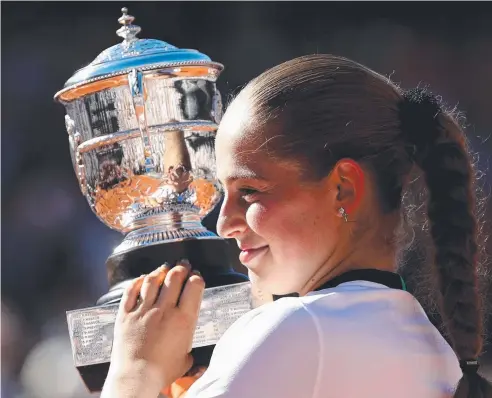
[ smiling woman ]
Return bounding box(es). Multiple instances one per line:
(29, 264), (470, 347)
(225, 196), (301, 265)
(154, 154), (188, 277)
(102, 54), (491, 398)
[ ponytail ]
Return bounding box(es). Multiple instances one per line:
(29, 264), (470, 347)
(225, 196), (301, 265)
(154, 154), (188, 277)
(399, 88), (492, 398)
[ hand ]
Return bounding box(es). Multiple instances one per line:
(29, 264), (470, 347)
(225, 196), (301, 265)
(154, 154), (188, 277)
(102, 260), (205, 398)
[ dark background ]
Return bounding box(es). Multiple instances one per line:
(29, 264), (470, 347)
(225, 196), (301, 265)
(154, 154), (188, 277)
(2, 2), (492, 397)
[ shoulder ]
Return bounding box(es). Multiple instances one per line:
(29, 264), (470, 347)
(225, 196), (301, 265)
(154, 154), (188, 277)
(214, 281), (399, 352)
(227, 295), (317, 339)
(186, 298), (321, 398)
(211, 296), (320, 365)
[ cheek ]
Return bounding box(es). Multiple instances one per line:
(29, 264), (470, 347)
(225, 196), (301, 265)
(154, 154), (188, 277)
(245, 202), (298, 246)
(244, 203), (269, 233)
(245, 200), (319, 242)
(247, 200), (337, 258)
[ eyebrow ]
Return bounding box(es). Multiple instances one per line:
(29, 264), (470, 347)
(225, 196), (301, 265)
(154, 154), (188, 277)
(219, 171), (268, 184)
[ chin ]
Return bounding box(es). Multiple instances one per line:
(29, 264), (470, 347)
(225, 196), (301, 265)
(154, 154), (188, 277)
(247, 270), (269, 294)
(247, 269), (261, 286)
(247, 268), (297, 298)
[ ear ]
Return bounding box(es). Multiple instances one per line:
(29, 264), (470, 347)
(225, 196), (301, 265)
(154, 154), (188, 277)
(328, 159), (365, 217)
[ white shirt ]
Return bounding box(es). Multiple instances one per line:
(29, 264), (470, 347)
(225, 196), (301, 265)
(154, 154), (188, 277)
(186, 281), (462, 398)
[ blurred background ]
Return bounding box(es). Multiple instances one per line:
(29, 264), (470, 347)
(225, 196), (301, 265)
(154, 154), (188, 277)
(2, 2), (492, 397)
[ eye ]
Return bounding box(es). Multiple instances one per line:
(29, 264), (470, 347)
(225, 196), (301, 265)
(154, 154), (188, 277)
(238, 187), (260, 202)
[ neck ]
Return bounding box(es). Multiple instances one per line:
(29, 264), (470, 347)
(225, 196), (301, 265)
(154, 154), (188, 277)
(298, 238), (397, 296)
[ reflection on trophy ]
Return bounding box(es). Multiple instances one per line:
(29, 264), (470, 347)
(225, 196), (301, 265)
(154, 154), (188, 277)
(55, 8), (249, 392)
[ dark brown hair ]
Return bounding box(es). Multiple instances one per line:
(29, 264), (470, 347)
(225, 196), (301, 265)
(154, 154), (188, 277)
(240, 54), (491, 397)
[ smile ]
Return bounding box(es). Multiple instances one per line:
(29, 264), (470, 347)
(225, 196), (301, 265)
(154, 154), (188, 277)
(239, 246), (269, 266)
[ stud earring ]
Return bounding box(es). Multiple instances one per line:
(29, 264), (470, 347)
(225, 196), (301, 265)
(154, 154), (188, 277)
(338, 207), (349, 223)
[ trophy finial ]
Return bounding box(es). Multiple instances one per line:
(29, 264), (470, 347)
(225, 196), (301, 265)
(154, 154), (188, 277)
(116, 7), (141, 44)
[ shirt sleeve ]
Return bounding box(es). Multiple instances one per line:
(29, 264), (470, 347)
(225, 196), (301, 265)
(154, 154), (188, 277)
(185, 298), (321, 398)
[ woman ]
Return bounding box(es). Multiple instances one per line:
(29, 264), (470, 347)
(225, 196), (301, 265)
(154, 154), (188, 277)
(101, 55), (491, 397)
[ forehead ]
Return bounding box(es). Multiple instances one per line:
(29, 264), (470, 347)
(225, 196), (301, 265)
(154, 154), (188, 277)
(215, 97), (287, 182)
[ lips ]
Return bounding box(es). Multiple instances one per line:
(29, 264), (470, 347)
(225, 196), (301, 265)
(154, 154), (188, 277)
(238, 245), (269, 265)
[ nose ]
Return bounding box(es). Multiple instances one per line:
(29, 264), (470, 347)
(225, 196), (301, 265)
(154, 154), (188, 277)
(216, 193), (248, 239)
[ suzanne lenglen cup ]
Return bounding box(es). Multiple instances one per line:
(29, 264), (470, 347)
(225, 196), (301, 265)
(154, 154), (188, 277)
(54, 8), (250, 392)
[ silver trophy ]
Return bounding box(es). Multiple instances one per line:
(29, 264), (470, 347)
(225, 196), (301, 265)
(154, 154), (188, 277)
(55, 8), (250, 392)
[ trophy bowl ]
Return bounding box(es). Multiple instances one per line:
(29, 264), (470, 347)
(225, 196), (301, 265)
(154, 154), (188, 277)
(54, 8), (235, 284)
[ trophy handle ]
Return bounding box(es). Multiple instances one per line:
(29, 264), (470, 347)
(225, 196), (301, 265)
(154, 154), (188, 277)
(75, 147), (87, 195)
(128, 68), (156, 173)
(65, 115), (88, 195)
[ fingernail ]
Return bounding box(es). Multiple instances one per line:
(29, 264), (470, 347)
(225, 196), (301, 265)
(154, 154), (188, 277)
(192, 269), (202, 277)
(160, 262), (170, 270)
(179, 258), (192, 269)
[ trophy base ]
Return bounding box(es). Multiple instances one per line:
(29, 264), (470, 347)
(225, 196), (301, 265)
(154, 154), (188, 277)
(105, 237), (246, 287)
(76, 363), (110, 394)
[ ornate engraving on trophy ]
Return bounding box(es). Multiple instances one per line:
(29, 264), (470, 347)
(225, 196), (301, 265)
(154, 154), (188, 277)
(68, 305), (119, 366)
(193, 282), (253, 348)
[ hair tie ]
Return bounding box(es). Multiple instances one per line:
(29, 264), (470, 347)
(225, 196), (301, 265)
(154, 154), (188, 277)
(459, 359), (480, 375)
(398, 87), (443, 164)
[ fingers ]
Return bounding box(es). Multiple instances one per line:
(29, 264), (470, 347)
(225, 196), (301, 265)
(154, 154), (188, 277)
(179, 271), (205, 317)
(157, 259), (192, 308)
(123, 259), (204, 314)
(139, 264), (169, 310)
(121, 275), (145, 313)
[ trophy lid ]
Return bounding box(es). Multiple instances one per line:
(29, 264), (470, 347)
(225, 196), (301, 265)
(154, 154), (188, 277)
(57, 7), (223, 96)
